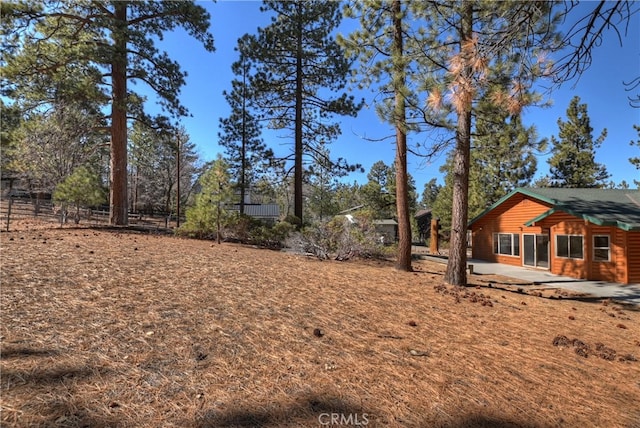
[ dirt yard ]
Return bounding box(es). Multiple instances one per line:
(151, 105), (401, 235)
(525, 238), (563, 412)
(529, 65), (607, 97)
(1, 220), (639, 427)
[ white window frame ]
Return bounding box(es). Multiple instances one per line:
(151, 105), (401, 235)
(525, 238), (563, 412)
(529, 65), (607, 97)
(556, 234), (584, 260)
(493, 233), (520, 257)
(593, 235), (611, 262)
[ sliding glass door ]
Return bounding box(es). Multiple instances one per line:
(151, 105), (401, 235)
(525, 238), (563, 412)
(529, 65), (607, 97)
(523, 234), (549, 268)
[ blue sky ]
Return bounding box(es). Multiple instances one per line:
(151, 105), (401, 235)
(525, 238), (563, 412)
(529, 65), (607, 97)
(149, 0), (640, 193)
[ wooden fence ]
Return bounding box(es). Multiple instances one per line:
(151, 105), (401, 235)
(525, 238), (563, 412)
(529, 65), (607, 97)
(0, 197), (179, 231)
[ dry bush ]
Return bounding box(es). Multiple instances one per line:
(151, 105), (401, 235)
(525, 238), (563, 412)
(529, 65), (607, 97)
(299, 215), (388, 261)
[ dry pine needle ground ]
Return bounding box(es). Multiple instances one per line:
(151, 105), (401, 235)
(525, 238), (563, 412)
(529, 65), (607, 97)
(1, 220), (639, 427)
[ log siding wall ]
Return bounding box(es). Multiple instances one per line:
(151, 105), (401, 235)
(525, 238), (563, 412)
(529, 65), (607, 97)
(471, 194), (550, 267)
(628, 232), (640, 284)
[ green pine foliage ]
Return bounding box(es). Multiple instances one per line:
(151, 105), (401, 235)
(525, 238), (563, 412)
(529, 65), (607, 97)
(413, 1), (559, 285)
(361, 161), (397, 220)
(344, 1), (560, 280)
(420, 178), (442, 209)
(473, 96), (545, 201)
(10, 102), (107, 192)
(547, 96), (610, 188)
(305, 144), (343, 222)
(360, 161), (417, 221)
(53, 166), (106, 223)
(340, 0), (415, 270)
(434, 106), (543, 232)
(129, 124), (200, 216)
(219, 48), (273, 214)
(181, 157), (233, 240)
(0, 100), (23, 176)
(240, 0), (363, 222)
(2, 1), (214, 224)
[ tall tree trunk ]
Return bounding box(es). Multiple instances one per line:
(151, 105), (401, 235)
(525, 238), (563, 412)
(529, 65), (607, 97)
(294, 3), (304, 224)
(216, 197), (221, 244)
(165, 181), (173, 217)
(445, 109), (471, 285)
(444, 1), (473, 286)
(392, 0), (412, 271)
(176, 135), (181, 228)
(110, 2), (128, 225)
(240, 53), (247, 215)
(133, 165), (139, 213)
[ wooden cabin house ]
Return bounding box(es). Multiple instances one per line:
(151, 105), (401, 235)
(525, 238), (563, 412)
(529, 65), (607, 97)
(468, 188), (640, 284)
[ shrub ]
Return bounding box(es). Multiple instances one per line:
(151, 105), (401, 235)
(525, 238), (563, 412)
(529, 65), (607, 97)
(225, 214), (295, 249)
(283, 214), (302, 229)
(224, 213), (257, 242)
(299, 213), (387, 260)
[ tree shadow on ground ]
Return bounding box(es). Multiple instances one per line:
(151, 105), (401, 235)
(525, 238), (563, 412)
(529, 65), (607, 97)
(2, 365), (111, 390)
(0, 346), (60, 359)
(196, 394), (371, 427)
(2, 362), (120, 427)
(435, 413), (546, 428)
(196, 393), (548, 428)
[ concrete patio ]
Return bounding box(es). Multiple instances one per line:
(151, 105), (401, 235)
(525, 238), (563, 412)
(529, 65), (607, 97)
(419, 254), (640, 306)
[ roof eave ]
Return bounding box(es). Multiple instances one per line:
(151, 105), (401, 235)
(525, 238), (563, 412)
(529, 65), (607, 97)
(525, 207), (640, 231)
(524, 207), (557, 227)
(615, 221), (640, 231)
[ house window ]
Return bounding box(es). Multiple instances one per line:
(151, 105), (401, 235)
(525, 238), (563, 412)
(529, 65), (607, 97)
(593, 235), (610, 262)
(556, 234), (584, 259)
(493, 233), (520, 256)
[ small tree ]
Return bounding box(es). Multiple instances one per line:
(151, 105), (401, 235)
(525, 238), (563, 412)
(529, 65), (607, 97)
(53, 166), (106, 224)
(181, 156), (233, 243)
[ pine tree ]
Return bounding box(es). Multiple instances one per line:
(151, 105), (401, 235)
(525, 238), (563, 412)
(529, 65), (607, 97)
(470, 94), (544, 206)
(361, 160), (418, 222)
(10, 102), (107, 193)
(1, 100), (24, 178)
(343, 1), (559, 279)
(547, 96), (610, 188)
(333, 181), (364, 214)
(182, 156), (233, 244)
(2, 1), (214, 225)
(431, 160), (454, 232)
(408, 1), (559, 286)
(240, 0), (363, 224)
(219, 46), (273, 214)
(340, 0), (418, 271)
(53, 166), (106, 224)
(305, 143), (342, 222)
(421, 178), (441, 209)
(361, 161), (397, 220)
(129, 124), (200, 217)
(434, 104), (542, 230)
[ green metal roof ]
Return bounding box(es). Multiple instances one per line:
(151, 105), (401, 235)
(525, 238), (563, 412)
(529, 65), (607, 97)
(469, 188), (640, 231)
